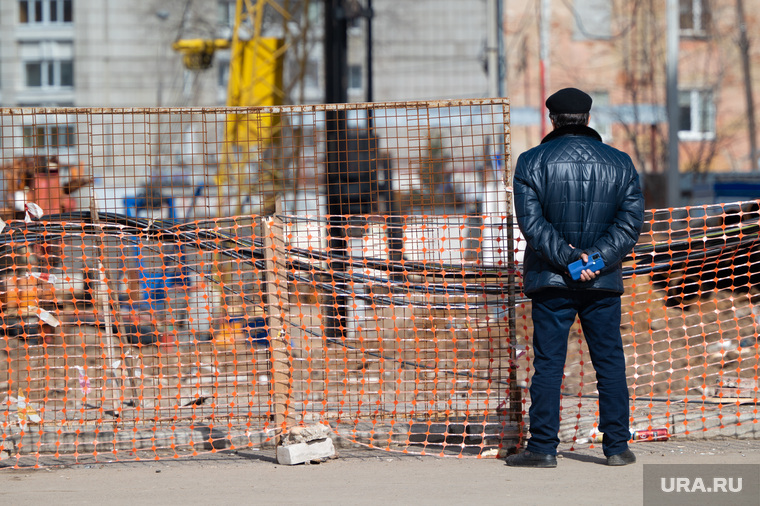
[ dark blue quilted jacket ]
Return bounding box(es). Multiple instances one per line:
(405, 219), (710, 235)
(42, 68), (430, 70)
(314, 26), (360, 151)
(513, 125), (644, 296)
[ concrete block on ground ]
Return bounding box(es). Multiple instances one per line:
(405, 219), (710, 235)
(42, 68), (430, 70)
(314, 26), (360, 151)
(276, 438), (335, 465)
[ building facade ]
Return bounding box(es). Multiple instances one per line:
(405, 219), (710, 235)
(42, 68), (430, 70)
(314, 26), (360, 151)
(0, 1), (758, 186)
(500, 0), (760, 198)
(0, 0), (233, 108)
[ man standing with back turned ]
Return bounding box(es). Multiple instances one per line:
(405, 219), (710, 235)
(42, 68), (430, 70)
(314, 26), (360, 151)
(507, 88), (645, 467)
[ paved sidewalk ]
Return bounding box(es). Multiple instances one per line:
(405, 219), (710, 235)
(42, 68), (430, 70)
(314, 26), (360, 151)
(2, 439), (760, 505)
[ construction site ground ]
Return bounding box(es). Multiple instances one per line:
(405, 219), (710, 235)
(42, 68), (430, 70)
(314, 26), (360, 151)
(2, 439), (760, 505)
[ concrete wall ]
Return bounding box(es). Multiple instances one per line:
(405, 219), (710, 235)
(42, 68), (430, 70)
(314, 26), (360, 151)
(369, 0), (490, 102)
(0, 0), (225, 108)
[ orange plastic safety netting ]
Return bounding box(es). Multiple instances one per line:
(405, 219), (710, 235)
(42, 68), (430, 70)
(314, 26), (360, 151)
(0, 102), (758, 468)
(526, 201), (760, 451)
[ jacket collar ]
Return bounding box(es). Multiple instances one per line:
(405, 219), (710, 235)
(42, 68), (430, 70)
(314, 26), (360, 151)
(540, 124), (603, 144)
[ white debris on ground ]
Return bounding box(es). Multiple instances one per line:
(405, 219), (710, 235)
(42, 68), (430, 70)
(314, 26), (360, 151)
(276, 423), (336, 465)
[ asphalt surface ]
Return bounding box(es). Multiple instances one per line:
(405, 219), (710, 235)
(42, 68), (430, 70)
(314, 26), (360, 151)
(3, 439), (760, 505)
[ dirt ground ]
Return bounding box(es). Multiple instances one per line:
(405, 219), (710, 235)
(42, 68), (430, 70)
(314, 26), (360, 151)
(2, 439), (760, 505)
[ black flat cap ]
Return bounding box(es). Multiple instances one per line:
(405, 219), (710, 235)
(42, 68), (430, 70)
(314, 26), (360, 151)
(546, 88), (592, 114)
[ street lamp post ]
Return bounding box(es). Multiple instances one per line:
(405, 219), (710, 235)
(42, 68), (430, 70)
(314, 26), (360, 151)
(666, 0), (680, 208)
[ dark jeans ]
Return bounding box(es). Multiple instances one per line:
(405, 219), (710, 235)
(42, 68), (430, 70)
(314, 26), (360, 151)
(526, 289), (630, 457)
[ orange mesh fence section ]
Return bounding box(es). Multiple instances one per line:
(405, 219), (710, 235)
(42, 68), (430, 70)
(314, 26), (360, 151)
(519, 201), (760, 450)
(0, 102), (758, 468)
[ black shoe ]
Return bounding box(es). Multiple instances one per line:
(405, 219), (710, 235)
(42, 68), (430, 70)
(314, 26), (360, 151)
(506, 450), (557, 468)
(606, 449), (636, 466)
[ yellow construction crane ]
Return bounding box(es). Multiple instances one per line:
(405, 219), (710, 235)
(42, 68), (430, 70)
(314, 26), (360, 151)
(172, 0), (287, 112)
(172, 0), (309, 216)
(173, 0), (309, 346)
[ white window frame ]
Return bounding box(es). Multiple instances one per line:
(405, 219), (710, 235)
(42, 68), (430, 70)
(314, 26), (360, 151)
(217, 59), (230, 88)
(348, 64), (363, 91)
(183, 70), (194, 100)
(348, 13), (363, 35)
(217, 0), (235, 26)
(24, 59), (73, 89)
(572, 0), (612, 41)
(19, 0), (73, 25)
(21, 120), (77, 155)
(216, 56), (230, 104)
(215, 0), (235, 38)
(588, 90), (612, 142)
(678, 89), (715, 141)
(679, 0), (709, 38)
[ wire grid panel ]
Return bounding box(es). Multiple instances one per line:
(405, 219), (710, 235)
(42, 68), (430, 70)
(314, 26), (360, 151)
(532, 201), (760, 448)
(4, 104), (758, 468)
(0, 101), (519, 466)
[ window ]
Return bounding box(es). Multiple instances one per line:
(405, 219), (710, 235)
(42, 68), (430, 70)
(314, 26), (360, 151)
(348, 14), (363, 34)
(307, 2), (322, 27)
(217, 0), (236, 27)
(680, 0), (710, 37)
(348, 64), (362, 90)
(23, 124), (76, 150)
(588, 91), (612, 141)
(183, 70), (193, 99)
(573, 0), (612, 40)
(24, 59), (74, 88)
(19, 0), (73, 24)
(218, 60), (230, 88)
(60, 60), (73, 85)
(25, 62), (42, 87)
(304, 58), (320, 90)
(678, 89), (715, 140)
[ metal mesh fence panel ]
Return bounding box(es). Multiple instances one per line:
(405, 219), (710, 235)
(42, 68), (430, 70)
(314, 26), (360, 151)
(0, 101), (519, 466)
(0, 101), (759, 468)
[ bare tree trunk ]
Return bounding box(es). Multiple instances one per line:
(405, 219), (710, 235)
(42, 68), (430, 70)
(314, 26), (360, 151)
(737, 0), (758, 171)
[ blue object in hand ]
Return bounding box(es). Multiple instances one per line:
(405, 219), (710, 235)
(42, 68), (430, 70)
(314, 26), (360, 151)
(568, 252), (605, 281)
